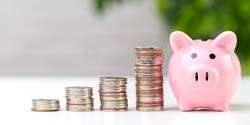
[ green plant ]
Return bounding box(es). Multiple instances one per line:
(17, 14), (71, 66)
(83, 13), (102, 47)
(94, 0), (250, 75)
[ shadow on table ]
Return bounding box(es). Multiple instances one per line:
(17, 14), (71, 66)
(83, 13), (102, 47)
(165, 103), (250, 112)
(229, 103), (250, 112)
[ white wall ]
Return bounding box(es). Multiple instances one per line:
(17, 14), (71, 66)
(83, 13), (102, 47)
(0, 0), (171, 76)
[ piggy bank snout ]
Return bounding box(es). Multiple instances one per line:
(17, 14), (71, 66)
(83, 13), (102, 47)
(186, 67), (219, 88)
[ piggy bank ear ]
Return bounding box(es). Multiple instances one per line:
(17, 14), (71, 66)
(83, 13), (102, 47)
(212, 31), (237, 53)
(170, 31), (194, 52)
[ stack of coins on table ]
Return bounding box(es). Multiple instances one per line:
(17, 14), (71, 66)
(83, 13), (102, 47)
(99, 77), (128, 111)
(65, 86), (94, 111)
(32, 99), (60, 112)
(134, 47), (164, 111)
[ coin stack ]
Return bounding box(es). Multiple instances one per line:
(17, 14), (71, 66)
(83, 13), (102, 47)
(134, 47), (164, 111)
(99, 77), (128, 111)
(32, 99), (60, 112)
(65, 86), (94, 111)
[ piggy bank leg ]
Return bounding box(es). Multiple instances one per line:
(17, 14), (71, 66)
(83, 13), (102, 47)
(178, 103), (194, 111)
(212, 102), (230, 111)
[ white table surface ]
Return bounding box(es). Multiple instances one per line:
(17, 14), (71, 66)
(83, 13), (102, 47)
(0, 76), (249, 125)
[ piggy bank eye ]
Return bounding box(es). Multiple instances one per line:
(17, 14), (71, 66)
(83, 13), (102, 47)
(209, 53), (216, 59)
(191, 53), (197, 59)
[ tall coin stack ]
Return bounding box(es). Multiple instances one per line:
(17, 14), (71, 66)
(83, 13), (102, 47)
(32, 99), (60, 112)
(65, 86), (94, 111)
(134, 47), (164, 111)
(99, 77), (128, 111)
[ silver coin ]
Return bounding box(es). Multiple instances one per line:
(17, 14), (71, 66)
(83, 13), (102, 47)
(101, 104), (127, 109)
(100, 96), (127, 101)
(136, 106), (163, 111)
(135, 58), (163, 65)
(99, 76), (128, 111)
(134, 65), (163, 70)
(136, 85), (163, 90)
(65, 86), (94, 112)
(137, 97), (163, 102)
(67, 104), (93, 108)
(32, 99), (60, 112)
(66, 86), (92, 91)
(99, 87), (127, 92)
(135, 73), (163, 77)
(66, 104), (93, 112)
(134, 47), (162, 51)
(100, 77), (127, 82)
(32, 99), (59, 102)
(67, 100), (93, 104)
(66, 108), (93, 112)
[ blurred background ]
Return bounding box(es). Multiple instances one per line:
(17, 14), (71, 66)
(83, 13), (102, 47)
(0, 0), (249, 76)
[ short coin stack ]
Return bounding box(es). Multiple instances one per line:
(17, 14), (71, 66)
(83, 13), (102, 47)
(99, 77), (128, 111)
(134, 47), (164, 111)
(32, 99), (60, 112)
(65, 86), (94, 111)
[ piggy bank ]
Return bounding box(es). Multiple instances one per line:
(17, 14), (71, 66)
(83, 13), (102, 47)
(168, 31), (241, 111)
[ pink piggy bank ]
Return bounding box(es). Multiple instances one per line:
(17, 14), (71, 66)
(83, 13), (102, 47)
(168, 31), (241, 111)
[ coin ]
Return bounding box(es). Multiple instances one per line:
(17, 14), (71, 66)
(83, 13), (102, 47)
(100, 77), (127, 83)
(67, 105), (93, 112)
(99, 77), (128, 111)
(137, 96), (164, 102)
(32, 99), (60, 112)
(65, 86), (94, 111)
(100, 108), (127, 111)
(134, 47), (164, 111)
(135, 58), (163, 65)
(135, 47), (163, 58)
(67, 98), (94, 104)
(136, 106), (163, 111)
